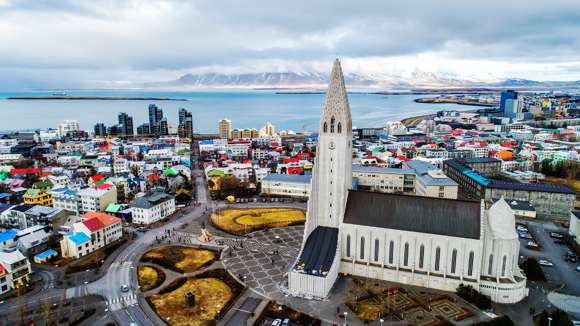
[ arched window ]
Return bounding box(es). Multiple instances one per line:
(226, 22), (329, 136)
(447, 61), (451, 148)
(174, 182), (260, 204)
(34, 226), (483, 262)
(451, 249), (458, 274)
(360, 236), (365, 260)
(323, 122), (327, 133)
(435, 246), (441, 271)
(403, 242), (409, 266)
(346, 235), (351, 257)
(331, 117), (335, 133)
(468, 251), (475, 276)
(388, 240), (394, 264)
(374, 238), (380, 262)
(419, 244), (425, 269)
(488, 254), (494, 275)
(501, 255), (507, 277)
(338, 122), (342, 133)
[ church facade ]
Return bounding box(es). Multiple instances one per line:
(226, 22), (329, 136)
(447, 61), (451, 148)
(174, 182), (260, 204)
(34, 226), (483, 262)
(288, 59), (528, 304)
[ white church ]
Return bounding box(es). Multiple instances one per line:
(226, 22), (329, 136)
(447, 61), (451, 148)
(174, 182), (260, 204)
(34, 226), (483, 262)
(287, 59), (528, 304)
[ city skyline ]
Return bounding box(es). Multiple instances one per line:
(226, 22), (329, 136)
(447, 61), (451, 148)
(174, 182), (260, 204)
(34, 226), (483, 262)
(0, 0), (579, 89)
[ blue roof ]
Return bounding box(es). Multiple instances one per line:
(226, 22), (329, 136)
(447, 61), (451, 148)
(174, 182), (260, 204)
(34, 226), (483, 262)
(0, 193), (11, 199)
(35, 250), (57, 259)
(463, 170), (492, 186)
(0, 229), (17, 242)
(133, 178), (145, 182)
(262, 174), (312, 184)
(65, 232), (91, 245)
(201, 140), (213, 144)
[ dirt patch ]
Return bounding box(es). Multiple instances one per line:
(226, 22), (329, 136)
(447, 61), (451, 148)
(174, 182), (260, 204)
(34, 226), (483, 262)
(253, 300), (321, 326)
(211, 208), (305, 234)
(138, 265), (166, 292)
(71, 252), (105, 267)
(147, 269), (243, 326)
(141, 246), (217, 273)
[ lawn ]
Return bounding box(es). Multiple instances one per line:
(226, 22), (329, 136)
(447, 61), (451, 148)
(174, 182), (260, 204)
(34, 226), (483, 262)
(211, 208), (305, 233)
(149, 277), (233, 326)
(141, 246), (216, 273)
(138, 266), (166, 292)
(544, 176), (580, 193)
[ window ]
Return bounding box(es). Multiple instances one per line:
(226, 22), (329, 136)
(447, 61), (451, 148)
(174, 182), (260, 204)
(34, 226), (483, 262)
(488, 254), (494, 275)
(374, 238), (380, 262)
(346, 235), (351, 257)
(419, 244), (425, 269)
(501, 255), (507, 277)
(468, 251), (474, 276)
(338, 122), (342, 133)
(360, 237), (365, 260)
(435, 247), (441, 271)
(403, 242), (409, 266)
(388, 240), (394, 264)
(451, 249), (458, 274)
(331, 117), (335, 133)
(324, 122), (327, 133)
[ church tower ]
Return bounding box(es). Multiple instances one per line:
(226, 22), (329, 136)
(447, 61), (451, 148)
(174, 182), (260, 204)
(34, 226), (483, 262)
(288, 58), (352, 298)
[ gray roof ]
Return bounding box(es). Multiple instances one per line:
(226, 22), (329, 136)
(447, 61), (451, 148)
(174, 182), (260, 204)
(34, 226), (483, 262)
(343, 190), (481, 239)
(262, 174), (312, 184)
(492, 198), (536, 212)
(353, 166), (415, 175)
(131, 192), (174, 209)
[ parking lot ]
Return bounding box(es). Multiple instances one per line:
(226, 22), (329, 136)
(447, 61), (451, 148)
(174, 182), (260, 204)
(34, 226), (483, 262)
(517, 220), (580, 296)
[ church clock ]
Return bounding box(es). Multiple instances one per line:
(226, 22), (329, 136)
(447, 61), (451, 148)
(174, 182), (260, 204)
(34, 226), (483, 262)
(328, 142), (336, 150)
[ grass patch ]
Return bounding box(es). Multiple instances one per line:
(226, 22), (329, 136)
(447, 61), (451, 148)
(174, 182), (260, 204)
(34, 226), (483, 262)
(149, 278), (232, 326)
(141, 246), (217, 273)
(211, 208), (305, 234)
(138, 265), (166, 292)
(544, 176), (580, 194)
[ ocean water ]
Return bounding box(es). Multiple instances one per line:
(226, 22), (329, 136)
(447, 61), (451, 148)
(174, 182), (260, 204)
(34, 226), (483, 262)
(0, 89), (463, 133)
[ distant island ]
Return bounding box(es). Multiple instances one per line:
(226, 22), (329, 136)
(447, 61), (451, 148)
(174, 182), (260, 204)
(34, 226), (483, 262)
(277, 88), (514, 95)
(8, 96), (187, 101)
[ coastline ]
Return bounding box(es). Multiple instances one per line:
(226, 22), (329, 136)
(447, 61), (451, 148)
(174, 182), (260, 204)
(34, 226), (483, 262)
(7, 96), (187, 101)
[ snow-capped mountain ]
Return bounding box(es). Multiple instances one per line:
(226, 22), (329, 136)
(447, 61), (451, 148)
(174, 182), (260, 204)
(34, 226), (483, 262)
(142, 71), (579, 89)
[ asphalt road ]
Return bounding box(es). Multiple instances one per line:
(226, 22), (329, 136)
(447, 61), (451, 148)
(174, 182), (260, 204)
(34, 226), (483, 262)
(224, 297), (263, 326)
(518, 220), (580, 296)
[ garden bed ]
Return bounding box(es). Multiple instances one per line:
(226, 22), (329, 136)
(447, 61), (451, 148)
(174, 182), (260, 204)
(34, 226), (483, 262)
(138, 265), (166, 292)
(253, 300), (321, 326)
(140, 246), (217, 274)
(211, 208), (305, 234)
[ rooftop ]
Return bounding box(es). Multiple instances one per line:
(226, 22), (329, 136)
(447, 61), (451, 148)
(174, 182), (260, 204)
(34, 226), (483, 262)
(64, 232), (90, 245)
(262, 174), (312, 184)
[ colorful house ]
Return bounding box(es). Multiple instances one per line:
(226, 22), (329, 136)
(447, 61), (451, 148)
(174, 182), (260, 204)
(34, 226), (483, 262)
(23, 189), (53, 206)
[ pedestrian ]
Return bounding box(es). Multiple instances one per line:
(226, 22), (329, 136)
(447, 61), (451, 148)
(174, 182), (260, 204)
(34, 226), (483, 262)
(337, 307), (340, 314)
(283, 265), (285, 269)
(233, 245), (236, 250)
(229, 251), (232, 256)
(271, 259), (274, 265)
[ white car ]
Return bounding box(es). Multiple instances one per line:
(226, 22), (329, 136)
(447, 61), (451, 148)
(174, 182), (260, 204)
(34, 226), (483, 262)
(576, 266), (580, 272)
(519, 233), (533, 239)
(121, 284), (130, 292)
(516, 226), (527, 231)
(272, 319), (282, 326)
(538, 260), (554, 267)
(527, 242), (538, 247)
(551, 233), (563, 238)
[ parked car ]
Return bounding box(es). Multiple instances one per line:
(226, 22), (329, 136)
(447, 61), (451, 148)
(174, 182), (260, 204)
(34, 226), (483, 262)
(236, 198), (240, 203)
(136, 227), (147, 232)
(275, 198), (279, 202)
(519, 233), (532, 239)
(516, 226), (528, 232)
(527, 242), (538, 247)
(121, 284), (130, 292)
(538, 260), (554, 267)
(554, 239), (566, 244)
(565, 257), (579, 263)
(281, 319), (290, 326)
(562, 222), (570, 228)
(567, 252), (580, 259)
(271, 198), (275, 202)
(254, 198), (257, 202)
(280, 198), (284, 202)
(290, 198), (294, 203)
(551, 233), (564, 238)
(299, 198), (303, 203)
(576, 266), (580, 272)
(272, 319), (282, 326)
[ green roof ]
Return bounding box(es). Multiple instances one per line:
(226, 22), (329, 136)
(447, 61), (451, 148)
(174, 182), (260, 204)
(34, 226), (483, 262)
(207, 170), (224, 177)
(105, 204), (122, 213)
(33, 180), (54, 189)
(163, 169), (177, 175)
(93, 180), (105, 186)
(24, 189), (42, 199)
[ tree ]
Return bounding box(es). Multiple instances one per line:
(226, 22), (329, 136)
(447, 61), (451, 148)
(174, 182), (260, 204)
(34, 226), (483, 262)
(208, 179), (216, 189)
(181, 175), (193, 191)
(130, 166), (140, 178)
(283, 145), (292, 156)
(11, 283), (27, 326)
(302, 144), (310, 153)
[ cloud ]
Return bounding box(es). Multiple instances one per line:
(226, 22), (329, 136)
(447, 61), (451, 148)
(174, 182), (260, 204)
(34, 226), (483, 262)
(0, 0), (579, 88)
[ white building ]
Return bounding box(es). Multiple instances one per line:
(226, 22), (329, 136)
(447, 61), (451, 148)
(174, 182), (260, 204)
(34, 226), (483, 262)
(261, 174), (312, 198)
(130, 192), (175, 225)
(383, 121), (408, 136)
(57, 120), (80, 138)
(287, 59), (527, 304)
(77, 186), (117, 215)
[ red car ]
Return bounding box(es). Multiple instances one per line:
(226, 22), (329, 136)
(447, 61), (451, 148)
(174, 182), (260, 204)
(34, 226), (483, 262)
(562, 222), (570, 228)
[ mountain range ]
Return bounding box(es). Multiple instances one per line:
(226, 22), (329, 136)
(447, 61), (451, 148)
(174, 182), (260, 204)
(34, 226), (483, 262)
(142, 71), (580, 89)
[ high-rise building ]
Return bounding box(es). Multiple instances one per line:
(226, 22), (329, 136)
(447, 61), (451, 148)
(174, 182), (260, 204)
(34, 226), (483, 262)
(118, 112), (134, 136)
(107, 125), (123, 136)
(219, 119), (231, 139)
(158, 118), (169, 136)
(178, 108), (193, 139)
(57, 120), (80, 138)
(94, 123), (107, 137)
(500, 90), (517, 112)
(137, 123), (150, 135)
(259, 122), (275, 137)
(148, 104), (164, 136)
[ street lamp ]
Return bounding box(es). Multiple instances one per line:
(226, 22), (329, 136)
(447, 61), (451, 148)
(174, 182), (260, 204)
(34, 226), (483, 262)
(285, 294), (288, 307)
(217, 304), (221, 320)
(277, 217), (280, 228)
(245, 224), (247, 235)
(548, 317), (552, 326)
(343, 312), (348, 326)
(224, 259), (228, 271)
(380, 319), (384, 326)
(244, 276), (247, 289)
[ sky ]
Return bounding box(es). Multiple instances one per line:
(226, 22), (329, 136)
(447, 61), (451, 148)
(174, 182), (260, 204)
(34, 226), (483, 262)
(1, 0), (579, 89)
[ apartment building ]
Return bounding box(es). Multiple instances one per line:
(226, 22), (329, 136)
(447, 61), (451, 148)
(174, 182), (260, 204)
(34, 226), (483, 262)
(260, 174), (312, 199)
(131, 192), (176, 225)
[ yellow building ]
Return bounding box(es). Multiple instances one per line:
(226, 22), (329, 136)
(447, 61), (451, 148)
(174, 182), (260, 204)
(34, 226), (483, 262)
(23, 189), (53, 206)
(219, 119), (231, 139)
(231, 128), (257, 140)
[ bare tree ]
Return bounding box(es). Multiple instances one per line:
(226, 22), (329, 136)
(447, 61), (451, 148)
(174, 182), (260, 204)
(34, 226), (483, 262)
(10, 284), (27, 326)
(43, 293), (54, 325)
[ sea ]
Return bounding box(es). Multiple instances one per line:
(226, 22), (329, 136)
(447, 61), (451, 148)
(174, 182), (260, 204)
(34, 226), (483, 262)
(0, 89), (465, 133)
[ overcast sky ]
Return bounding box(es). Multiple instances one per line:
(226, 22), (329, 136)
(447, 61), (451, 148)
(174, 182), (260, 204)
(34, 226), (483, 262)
(1, 0), (579, 89)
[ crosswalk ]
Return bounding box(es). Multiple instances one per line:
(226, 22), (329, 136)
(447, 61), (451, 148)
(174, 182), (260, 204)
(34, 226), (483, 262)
(107, 294), (137, 305)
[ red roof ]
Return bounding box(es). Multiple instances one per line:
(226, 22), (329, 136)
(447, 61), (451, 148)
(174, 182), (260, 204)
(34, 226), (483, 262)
(274, 148), (282, 152)
(148, 175), (160, 181)
(285, 158), (299, 163)
(366, 156), (377, 159)
(228, 140), (251, 144)
(490, 150), (499, 155)
(10, 168), (39, 174)
(271, 142), (280, 147)
(82, 218), (105, 232)
(90, 175), (104, 182)
(93, 184), (114, 190)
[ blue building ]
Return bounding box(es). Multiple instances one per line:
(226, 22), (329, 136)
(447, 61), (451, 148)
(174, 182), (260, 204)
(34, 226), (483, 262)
(500, 90), (517, 112)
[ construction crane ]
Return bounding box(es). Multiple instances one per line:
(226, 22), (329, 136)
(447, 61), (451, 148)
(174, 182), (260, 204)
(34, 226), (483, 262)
(302, 122), (316, 135)
(557, 99), (569, 120)
(167, 123), (190, 143)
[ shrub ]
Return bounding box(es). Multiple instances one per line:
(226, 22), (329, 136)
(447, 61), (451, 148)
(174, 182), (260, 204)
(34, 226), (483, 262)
(455, 284), (492, 310)
(471, 316), (515, 326)
(535, 309), (574, 326)
(520, 258), (547, 282)
(158, 277), (187, 295)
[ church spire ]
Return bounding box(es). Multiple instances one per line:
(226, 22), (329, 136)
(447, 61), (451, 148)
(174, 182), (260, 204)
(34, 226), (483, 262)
(320, 59), (352, 134)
